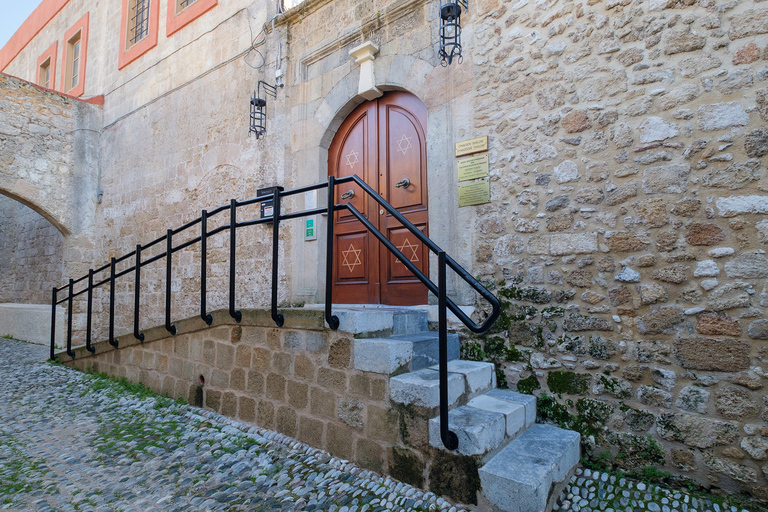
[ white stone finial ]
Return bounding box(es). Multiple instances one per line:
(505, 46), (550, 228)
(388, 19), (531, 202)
(349, 41), (382, 101)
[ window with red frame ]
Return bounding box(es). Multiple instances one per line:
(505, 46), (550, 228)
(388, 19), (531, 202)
(38, 57), (52, 88)
(61, 13), (89, 96)
(37, 42), (58, 90)
(166, 0), (217, 37)
(119, 0), (158, 69)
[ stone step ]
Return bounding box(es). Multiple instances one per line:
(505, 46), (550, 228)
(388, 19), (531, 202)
(467, 393), (527, 439)
(428, 359), (495, 399)
(390, 360), (495, 408)
(353, 331), (459, 375)
(427, 386), (531, 455)
(478, 424), (581, 512)
(389, 367), (465, 408)
(428, 405), (506, 455)
(482, 388), (537, 430)
(331, 306), (428, 337)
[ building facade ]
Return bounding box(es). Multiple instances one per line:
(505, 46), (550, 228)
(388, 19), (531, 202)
(3, 0), (768, 502)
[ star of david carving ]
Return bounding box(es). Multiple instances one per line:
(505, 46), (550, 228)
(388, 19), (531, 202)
(345, 149), (359, 168)
(396, 134), (413, 155)
(341, 244), (363, 273)
(396, 238), (420, 264)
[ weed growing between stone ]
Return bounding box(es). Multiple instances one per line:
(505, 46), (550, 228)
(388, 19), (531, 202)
(566, 462), (765, 512)
(461, 279), (766, 512)
(83, 367), (187, 404)
(0, 441), (45, 507)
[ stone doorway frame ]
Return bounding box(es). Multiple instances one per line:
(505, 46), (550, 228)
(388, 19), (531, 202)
(289, 54), (475, 307)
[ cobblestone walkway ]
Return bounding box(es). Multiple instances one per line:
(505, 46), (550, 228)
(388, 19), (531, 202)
(0, 340), (755, 512)
(0, 340), (461, 512)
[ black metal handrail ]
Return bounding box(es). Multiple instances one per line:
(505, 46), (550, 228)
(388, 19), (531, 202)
(50, 174), (501, 451)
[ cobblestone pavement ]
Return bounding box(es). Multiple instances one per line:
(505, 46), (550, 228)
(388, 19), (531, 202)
(0, 339), (756, 512)
(0, 340), (464, 512)
(553, 467), (752, 512)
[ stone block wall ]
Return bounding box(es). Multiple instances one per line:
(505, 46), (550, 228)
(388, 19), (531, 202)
(462, 0), (768, 501)
(62, 309), (461, 499)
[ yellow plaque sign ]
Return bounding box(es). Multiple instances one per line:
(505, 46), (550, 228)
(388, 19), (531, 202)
(457, 154), (489, 181)
(455, 136), (489, 157)
(458, 181), (491, 207)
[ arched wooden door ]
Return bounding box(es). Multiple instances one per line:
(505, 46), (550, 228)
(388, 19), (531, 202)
(328, 91), (429, 306)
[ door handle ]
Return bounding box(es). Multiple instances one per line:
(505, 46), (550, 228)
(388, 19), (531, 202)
(395, 178), (411, 189)
(340, 190), (355, 200)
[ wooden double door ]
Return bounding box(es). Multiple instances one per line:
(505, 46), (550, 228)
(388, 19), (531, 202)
(328, 91), (429, 306)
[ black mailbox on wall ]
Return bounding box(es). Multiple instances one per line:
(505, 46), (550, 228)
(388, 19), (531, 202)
(258, 186), (284, 219)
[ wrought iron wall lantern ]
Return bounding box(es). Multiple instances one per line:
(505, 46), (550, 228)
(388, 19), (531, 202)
(438, 0), (467, 66)
(249, 81), (278, 138)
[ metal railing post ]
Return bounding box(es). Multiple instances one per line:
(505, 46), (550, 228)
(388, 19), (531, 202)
(109, 258), (117, 348)
(200, 209), (212, 325)
(270, 191), (284, 327)
(324, 176), (339, 330)
(439, 251), (459, 451)
(86, 269), (95, 353)
(50, 287), (57, 361)
(229, 199), (242, 322)
(67, 278), (75, 358)
(165, 229), (176, 335)
(134, 245), (144, 342)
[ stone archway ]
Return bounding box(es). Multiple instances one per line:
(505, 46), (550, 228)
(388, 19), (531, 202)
(0, 74), (102, 309)
(0, 185), (71, 236)
(306, 55), (473, 305)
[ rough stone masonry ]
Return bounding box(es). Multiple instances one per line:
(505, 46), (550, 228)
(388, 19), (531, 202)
(0, 74), (101, 305)
(465, 0), (768, 503)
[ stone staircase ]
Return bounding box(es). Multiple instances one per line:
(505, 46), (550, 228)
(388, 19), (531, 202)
(335, 306), (581, 512)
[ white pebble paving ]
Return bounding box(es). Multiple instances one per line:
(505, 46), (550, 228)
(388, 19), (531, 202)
(553, 468), (754, 512)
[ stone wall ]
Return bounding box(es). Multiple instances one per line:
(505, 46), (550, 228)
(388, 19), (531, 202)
(62, 308), (467, 501)
(0, 73), (100, 307)
(461, 0), (768, 502)
(0, 196), (64, 304)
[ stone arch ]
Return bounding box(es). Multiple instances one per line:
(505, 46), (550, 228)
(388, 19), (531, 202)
(0, 183), (71, 236)
(0, 74), (102, 240)
(316, 55), (441, 151)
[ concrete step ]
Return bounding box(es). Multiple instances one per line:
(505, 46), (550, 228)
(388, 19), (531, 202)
(467, 394), (527, 439)
(331, 306), (428, 337)
(353, 331), (459, 375)
(479, 424), (581, 512)
(390, 360), (495, 408)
